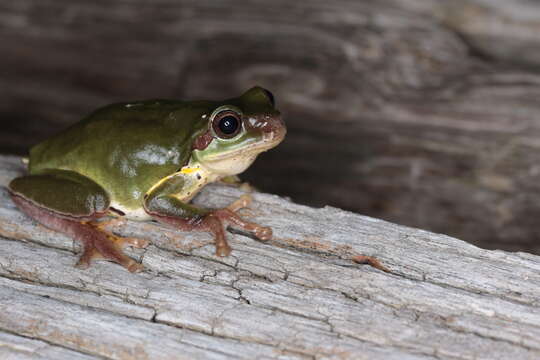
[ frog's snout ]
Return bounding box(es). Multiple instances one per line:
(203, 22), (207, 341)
(247, 113), (286, 143)
(261, 114), (285, 133)
(245, 112), (287, 147)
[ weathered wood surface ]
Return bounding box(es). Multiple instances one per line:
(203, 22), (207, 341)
(0, 154), (539, 359)
(2, 0), (540, 254)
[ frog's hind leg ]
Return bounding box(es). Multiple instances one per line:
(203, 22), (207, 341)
(9, 170), (146, 272)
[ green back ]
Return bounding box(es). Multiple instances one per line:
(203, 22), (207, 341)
(28, 100), (213, 209)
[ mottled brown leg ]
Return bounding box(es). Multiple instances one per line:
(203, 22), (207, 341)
(10, 194), (147, 272)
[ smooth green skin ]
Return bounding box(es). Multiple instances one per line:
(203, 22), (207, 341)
(9, 86), (282, 219)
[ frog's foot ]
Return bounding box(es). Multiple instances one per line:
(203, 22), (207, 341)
(74, 222), (148, 272)
(202, 195), (272, 256)
(223, 194), (272, 240)
(74, 230), (146, 272)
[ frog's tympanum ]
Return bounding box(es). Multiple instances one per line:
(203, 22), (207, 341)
(8, 87), (286, 272)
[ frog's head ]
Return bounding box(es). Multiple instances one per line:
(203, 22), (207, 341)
(192, 86), (286, 176)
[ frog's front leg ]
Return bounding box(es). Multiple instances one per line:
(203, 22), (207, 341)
(144, 175), (272, 256)
(8, 170), (147, 272)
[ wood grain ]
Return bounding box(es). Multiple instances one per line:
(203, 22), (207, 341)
(1, 154), (540, 359)
(1, 0), (540, 254)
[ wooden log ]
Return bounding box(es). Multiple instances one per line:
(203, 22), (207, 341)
(0, 154), (539, 359)
(1, 1), (540, 254)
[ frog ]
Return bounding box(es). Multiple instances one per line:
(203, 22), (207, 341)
(8, 86), (286, 272)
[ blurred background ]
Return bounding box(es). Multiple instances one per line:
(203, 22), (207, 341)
(2, 1), (540, 254)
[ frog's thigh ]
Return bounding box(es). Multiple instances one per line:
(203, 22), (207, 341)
(9, 169), (109, 216)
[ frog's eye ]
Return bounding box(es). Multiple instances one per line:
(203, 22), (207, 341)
(212, 110), (242, 139)
(262, 88), (275, 107)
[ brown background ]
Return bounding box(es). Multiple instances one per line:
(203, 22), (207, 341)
(2, 1), (540, 253)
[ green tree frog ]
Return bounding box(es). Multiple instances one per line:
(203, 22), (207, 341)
(8, 86), (286, 272)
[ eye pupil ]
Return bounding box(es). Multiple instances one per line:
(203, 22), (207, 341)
(218, 115), (239, 135)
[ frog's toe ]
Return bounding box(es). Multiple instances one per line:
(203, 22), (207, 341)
(126, 261), (145, 273)
(226, 194), (253, 212)
(215, 243), (232, 257)
(116, 236), (150, 249)
(74, 258), (90, 270)
(131, 238), (150, 249)
(213, 208), (273, 242)
(74, 243), (104, 270)
(238, 182), (256, 193)
(254, 226), (272, 241)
